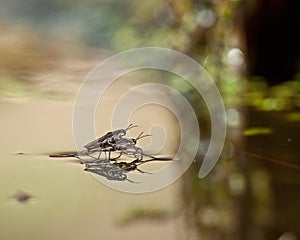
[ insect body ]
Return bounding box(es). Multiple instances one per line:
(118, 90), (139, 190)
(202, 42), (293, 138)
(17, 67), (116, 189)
(84, 124), (137, 151)
(111, 132), (151, 161)
(82, 124), (138, 160)
(82, 131), (150, 162)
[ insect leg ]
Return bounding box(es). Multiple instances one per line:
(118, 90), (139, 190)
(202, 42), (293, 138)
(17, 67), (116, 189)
(109, 152), (123, 161)
(133, 147), (144, 161)
(126, 178), (140, 184)
(97, 150), (102, 160)
(135, 167), (152, 174)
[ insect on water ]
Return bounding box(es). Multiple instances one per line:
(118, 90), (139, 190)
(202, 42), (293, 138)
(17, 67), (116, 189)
(81, 131), (152, 163)
(49, 124), (138, 162)
(82, 123), (138, 160)
(49, 124), (174, 183)
(107, 131), (151, 161)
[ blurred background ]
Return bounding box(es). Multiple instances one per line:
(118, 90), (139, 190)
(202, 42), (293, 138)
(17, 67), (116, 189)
(0, 0), (300, 240)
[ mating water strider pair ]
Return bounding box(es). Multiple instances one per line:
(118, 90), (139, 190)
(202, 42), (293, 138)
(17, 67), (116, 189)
(50, 124), (173, 183)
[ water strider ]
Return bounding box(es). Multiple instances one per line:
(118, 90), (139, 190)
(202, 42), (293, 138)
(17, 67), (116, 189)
(50, 125), (174, 183)
(49, 124), (139, 162)
(83, 123), (138, 159)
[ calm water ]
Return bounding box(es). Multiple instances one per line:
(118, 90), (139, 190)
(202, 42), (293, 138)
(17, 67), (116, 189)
(0, 99), (181, 240)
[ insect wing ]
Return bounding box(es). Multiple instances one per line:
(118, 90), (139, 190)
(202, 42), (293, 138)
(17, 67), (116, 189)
(84, 131), (113, 150)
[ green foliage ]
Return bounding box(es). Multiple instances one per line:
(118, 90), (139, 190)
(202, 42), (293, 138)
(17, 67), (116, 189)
(243, 127), (273, 136)
(286, 112), (300, 122)
(246, 74), (300, 111)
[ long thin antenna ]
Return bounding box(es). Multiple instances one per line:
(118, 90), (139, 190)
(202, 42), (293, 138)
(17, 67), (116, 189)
(126, 123), (138, 131)
(135, 132), (151, 141)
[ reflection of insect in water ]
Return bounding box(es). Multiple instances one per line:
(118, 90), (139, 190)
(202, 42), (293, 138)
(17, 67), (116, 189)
(113, 159), (158, 174)
(84, 160), (139, 183)
(85, 158), (172, 183)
